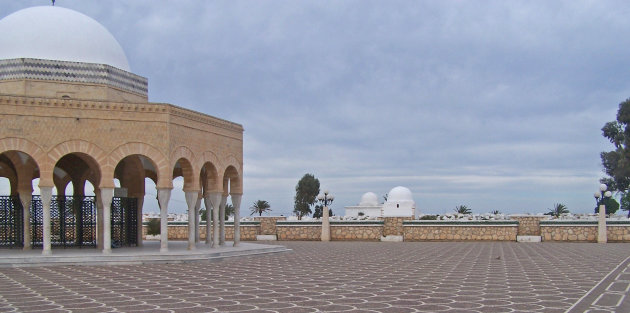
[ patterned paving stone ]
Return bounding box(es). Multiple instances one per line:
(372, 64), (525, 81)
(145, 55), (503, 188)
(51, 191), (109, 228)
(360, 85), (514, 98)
(1, 242), (630, 312)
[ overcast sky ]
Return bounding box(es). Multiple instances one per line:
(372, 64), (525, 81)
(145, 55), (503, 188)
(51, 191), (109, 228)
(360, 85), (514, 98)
(2, 1), (630, 216)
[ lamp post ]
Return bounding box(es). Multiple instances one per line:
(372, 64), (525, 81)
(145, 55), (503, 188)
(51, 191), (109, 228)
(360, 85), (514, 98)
(317, 190), (334, 242)
(594, 184), (612, 243)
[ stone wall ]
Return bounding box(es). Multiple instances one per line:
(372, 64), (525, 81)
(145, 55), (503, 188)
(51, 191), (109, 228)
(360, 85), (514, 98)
(276, 222), (321, 241)
(382, 217), (410, 236)
(540, 221), (630, 242)
(403, 221), (518, 241)
(254, 216), (286, 235)
(510, 215), (547, 236)
(143, 222), (259, 241)
(608, 226), (630, 242)
(144, 220), (630, 243)
(330, 222), (383, 241)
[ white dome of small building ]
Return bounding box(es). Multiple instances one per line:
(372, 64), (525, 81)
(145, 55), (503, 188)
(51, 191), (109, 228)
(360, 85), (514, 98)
(345, 192), (383, 218)
(387, 186), (413, 202)
(383, 186), (416, 217)
(0, 6), (130, 71)
(359, 192), (379, 206)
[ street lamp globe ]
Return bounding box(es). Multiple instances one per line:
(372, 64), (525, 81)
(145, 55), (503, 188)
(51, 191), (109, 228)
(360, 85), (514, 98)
(594, 191), (602, 199)
(600, 184), (608, 192)
(605, 191), (612, 198)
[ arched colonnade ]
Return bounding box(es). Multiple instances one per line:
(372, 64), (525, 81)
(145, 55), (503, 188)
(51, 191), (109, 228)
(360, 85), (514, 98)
(0, 137), (243, 255)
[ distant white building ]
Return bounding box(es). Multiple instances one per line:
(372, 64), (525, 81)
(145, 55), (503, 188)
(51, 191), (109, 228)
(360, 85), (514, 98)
(345, 192), (383, 217)
(382, 186), (416, 217)
(345, 186), (417, 218)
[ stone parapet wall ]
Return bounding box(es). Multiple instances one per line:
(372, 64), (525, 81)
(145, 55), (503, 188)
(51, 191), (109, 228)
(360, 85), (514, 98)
(144, 220), (630, 242)
(143, 222), (259, 241)
(510, 215), (547, 236)
(541, 221), (630, 242)
(403, 221), (518, 241)
(608, 226), (630, 242)
(276, 222), (321, 241)
(331, 222), (384, 241)
(382, 217), (411, 236)
(254, 216), (286, 235)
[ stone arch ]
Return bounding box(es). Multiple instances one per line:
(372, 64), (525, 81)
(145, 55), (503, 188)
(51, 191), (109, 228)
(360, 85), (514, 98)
(48, 140), (106, 188)
(0, 137), (46, 186)
(171, 146), (198, 191)
(222, 164), (242, 195)
(108, 142), (170, 189)
(196, 150), (222, 176)
(200, 161), (221, 194)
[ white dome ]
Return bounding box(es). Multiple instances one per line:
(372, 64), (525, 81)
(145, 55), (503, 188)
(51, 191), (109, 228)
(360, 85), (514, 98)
(387, 186), (413, 202)
(359, 192), (379, 206)
(0, 6), (130, 71)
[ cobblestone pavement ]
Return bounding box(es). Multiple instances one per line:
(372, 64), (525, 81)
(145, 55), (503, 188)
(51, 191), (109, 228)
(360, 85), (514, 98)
(1, 242), (629, 313)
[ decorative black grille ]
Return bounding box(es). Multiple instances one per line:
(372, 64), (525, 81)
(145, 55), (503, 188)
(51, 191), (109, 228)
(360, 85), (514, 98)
(30, 196), (96, 248)
(31, 195), (42, 247)
(111, 197), (138, 247)
(0, 196), (23, 248)
(2, 195), (136, 249)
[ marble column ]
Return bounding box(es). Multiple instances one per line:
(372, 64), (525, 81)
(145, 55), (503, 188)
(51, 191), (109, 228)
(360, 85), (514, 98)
(598, 204), (607, 243)
(211, 192), (221, 248)
(18, 190), (32, 250)
(185, 191), (198, 250)
(194, 193), (202, 243)
(95, 188), (104, 249)
(40, 186), (53, 255)
(203, 194), (211, 246)
(219, 194), (227, 246)
(231, 193), (242, 247)
(157, 188), (171, 252)
(100, 187), (114, 254)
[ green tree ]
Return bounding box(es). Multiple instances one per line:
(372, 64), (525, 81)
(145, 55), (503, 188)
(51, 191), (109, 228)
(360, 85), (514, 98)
(250, 200), (271, 216)
(545, 203), (569, 217)
(594, 197), (620, 215)
(293, 173), (320, 219)
(147, 218), (160, 236)
(491, 210), (500, 215)
(600, 98), (630, 195)
(454, 205), (471, 214)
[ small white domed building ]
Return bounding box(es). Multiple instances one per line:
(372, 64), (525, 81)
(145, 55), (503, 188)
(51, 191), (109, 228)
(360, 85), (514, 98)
(345, 187), (417, 218)
(382, 186), (416, 217)
(344, 192), (383, 217)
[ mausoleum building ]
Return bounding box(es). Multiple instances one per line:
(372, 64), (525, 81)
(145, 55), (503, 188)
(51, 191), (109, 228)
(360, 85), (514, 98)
(0, 6), (244, 254)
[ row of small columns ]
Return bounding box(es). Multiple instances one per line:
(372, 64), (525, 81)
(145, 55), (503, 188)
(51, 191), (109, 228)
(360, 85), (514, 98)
(182, 190), (242, 251)
(17, 186), (241, 255)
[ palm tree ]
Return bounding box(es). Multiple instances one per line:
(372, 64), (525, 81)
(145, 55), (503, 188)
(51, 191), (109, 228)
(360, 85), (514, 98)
(491, 210), (501, 215)
(546, 203), (569, 217)
(250, 200), (271, 216)
(455, 205), (472, 215)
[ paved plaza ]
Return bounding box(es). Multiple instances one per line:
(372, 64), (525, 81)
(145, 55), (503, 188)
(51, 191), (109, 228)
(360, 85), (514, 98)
(0, 242), (629, 313)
